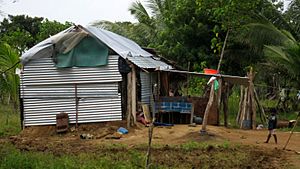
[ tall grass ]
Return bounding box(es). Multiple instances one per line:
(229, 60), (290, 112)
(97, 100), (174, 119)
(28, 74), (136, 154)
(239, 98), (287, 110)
(0, 104), (21, 137)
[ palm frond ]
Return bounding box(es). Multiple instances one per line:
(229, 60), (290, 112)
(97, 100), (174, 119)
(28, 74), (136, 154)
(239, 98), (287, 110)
(245, 23), (290, 46)
(264, 41), (300, 78)
(146, 0), (163, 16)
(129, 1), (152, 26)
(0, 42), (20, 106)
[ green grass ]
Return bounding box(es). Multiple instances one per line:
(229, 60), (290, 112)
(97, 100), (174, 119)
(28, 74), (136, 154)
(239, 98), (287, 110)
(180, 141), (232, 151)
(0, 141), (288, 169)
(0, 104), (21, 137)
(0, 142), (145, 169)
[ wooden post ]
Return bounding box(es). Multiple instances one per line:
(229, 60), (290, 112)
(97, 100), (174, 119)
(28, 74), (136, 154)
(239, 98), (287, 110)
(131, 65), (137, 125)
(187, 62), (190, 96)
(217, 79), (222, 125)
(237, 86), (244, 124)
(75, 83), (78, 129)
(190, 104), (194, 124)
(146, 119), (155, 169)
(201, 83), (215, 134)
(283, 112), (300, 150)
(127, 71), (132, 128)
(240, 87), (248, 128)
(201, 29), (229, 134)
(217, 30), (230, 71)
(254, 88), (267, 124)
(222, 82), (229, 127)
(248, 68), (256, 129)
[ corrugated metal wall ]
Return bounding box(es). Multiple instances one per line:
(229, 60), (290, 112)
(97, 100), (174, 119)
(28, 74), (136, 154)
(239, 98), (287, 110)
(140, 72), (157, 106)
(140, 72), (151, 105)
(20, 55), (122, 126)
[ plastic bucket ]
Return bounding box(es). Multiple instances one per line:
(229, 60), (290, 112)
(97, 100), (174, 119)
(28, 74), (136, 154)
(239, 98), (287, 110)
(204, 68), (218, 74)
(193, 116), (203, 124)
(242, 120), (251, 129)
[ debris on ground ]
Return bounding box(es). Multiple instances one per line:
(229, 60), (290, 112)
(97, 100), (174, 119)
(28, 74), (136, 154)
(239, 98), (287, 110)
(117, 127), (128, 134)
(188, 123), (197, 127)
(105, 132), (122, 139)
(80, 133), (94, 139)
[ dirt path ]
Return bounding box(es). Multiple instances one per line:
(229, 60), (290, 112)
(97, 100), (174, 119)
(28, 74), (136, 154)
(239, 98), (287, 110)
(7, 123), (300, 168)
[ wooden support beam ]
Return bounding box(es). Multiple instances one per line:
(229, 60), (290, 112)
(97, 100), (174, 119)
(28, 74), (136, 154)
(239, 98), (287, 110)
(283, 112), (300, 150)
(127, 71), (132, 128)
(131, 65), (137, 125)
(248, 69), (256, 129)
(222, 82), (229, 127)
(201, 83), (215, 134)
(237, 86), (244, 125)
(217, 79), (222, 126)
(190, 104), (194, 124)
(240, 87), (248, 128)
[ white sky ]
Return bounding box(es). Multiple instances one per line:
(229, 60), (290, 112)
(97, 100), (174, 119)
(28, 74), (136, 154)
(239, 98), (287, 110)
(0, 0), (292, 25)
(0, 0), (138, 25)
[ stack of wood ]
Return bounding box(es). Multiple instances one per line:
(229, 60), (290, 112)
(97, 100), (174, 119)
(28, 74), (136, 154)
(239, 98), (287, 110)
(236, 68), (266, 129)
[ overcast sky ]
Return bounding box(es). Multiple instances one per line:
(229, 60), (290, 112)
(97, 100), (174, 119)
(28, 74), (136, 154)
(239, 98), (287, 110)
(0, 0), (138, 25)
(0, 0), (292, 25)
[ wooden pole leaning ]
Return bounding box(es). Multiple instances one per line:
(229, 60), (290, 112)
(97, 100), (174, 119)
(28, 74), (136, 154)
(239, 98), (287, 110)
(283, 112), (300, 150)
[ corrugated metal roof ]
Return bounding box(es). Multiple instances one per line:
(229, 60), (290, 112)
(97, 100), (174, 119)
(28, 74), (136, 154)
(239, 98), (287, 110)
(84, 26), (152, 58)
(21, 25), (172, 69)
(126, 56), (172, 69)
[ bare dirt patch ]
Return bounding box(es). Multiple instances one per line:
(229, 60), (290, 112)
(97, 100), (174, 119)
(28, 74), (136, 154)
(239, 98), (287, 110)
(7, 121), (300, 168)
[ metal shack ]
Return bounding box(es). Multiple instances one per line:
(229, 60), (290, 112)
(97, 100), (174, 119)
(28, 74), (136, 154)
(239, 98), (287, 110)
(20, 25), (171, 127)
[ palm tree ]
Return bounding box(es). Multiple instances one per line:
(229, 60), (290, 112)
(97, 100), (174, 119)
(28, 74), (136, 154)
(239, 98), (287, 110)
(0, 42), (20, 110)
(128, 0), (173, 45)
(264, 33), (300, 82)
(284, 0), (300, 40)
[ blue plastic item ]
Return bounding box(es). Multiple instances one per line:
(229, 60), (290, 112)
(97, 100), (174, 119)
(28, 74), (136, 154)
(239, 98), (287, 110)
(153, 122), (174, 126)
(117, 127), (128, 134)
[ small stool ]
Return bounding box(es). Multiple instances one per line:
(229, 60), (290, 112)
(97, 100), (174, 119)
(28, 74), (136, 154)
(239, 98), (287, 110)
(56, 112), (69, 133)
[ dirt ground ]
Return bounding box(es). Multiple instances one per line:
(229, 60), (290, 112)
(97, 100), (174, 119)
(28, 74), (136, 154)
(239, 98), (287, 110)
(6, 121), (300, 168)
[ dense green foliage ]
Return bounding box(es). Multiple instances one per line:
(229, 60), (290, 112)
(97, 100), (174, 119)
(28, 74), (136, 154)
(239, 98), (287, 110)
(92, 0), (300, 100)
(0, 43), (20, 108)
(0, 15), (72, 54)
(0, 16), (72, 109)
(0, 1), (299, 120)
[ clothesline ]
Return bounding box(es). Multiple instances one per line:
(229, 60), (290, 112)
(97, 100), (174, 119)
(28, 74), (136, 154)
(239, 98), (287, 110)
(0, 61), (20, 75)
(254, 83), (299, 92)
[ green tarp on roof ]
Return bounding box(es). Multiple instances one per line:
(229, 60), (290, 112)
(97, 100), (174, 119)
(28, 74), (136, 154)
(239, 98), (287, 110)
(55, 36), (108, 68)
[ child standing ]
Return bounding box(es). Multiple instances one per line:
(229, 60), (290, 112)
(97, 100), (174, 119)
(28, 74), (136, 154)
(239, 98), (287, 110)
(265, 110), (278, 144)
